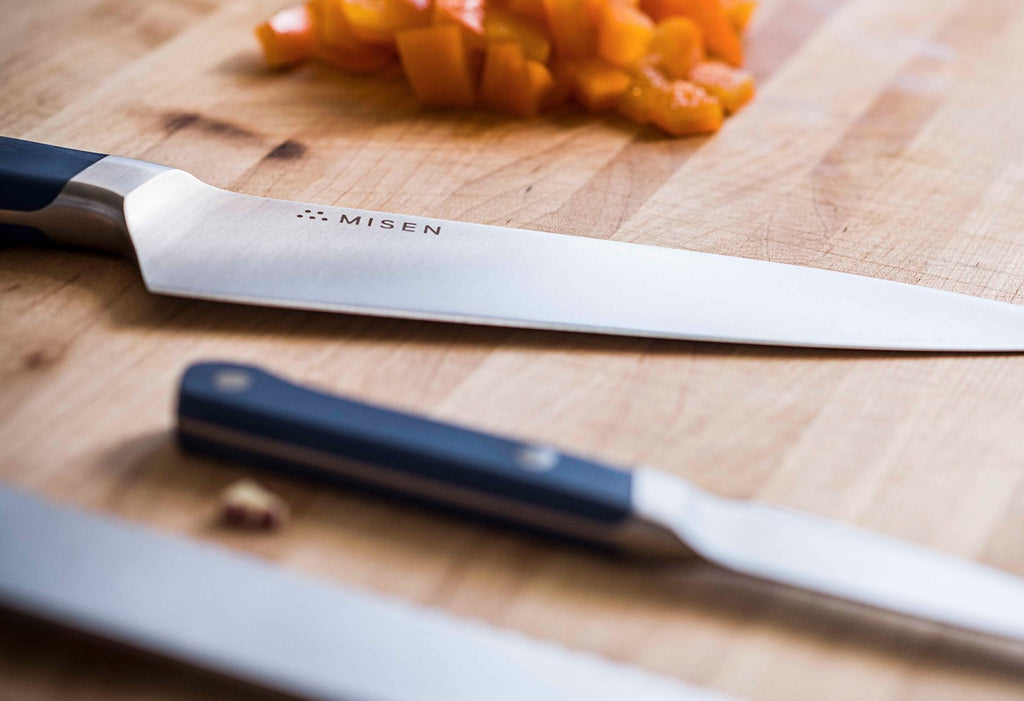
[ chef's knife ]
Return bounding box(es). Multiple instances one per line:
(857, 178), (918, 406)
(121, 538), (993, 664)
(179, 361), (1024, 644)
(0, 486), (734, 701)
(4, 135), (1024, 351)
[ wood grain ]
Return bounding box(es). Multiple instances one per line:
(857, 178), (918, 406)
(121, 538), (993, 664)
(4, 0), (1024, 699)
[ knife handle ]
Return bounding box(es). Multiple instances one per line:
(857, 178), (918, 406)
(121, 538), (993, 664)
(177, 362), (637, 545)
(0, 137), (105, 245)
(0, 137), (106, 212)
(0, 136), (172, 253)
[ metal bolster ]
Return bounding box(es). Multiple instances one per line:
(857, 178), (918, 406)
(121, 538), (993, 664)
(0, 156), (170, 255)
(620, 468), (700, 559)
(611, 514), (695, 560)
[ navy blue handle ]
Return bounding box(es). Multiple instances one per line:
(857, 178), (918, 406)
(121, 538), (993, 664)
(0, 224), (53, 246)
(0, 136), (105, 212)
(177, 363), (634, 538)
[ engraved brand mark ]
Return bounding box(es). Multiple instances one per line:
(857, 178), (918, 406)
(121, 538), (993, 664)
(296, 209), (442, 235)
(339, 213), (442, 236)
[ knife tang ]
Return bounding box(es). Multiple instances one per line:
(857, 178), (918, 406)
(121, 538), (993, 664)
(177, 362), (683, 555)
(0, 136), (168, 253)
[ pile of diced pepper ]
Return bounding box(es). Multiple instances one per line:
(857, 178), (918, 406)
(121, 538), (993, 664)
(256, 0), (756, 135)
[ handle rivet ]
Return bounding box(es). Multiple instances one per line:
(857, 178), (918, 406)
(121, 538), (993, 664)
(213, 369), (253, 393)
(515, 444), (559, 472)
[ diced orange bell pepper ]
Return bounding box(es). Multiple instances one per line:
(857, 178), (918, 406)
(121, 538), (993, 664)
(617, 84), (651, 124)
(310, 0), (397, 71)
(434, 0), (487, 35)
(542, 0), (597, 59)
(480, 42), (537, 116)
(583, 0), (609, 31)
(506, 0), (548, 24)
(722, 0), (755, 32)
(650, 16), (703, 79)
(312, 0), (348, 46)
(647, 79), (722, 135)
(598, 3), (654, 67)
(526, 59), (556, 107)
(255, 4), (317, 67)
(340, 0), (430, 44)
(688, 59), (753, 112)
(640, 0), (742, 66)
(483, 8), (552, 62)
(261, 0), (755, 136)
(615, 62), (663, 123)
(396, 25), (477, 107)
(568, 59), (632, 111)
(542, 59), (575, 107)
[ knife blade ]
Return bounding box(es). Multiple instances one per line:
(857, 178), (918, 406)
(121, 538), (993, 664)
(0, 485), (734, 701)
(178, 361), (1024, 644)
(4, 135), (1024, 351)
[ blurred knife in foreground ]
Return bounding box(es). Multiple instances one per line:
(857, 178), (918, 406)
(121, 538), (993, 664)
(0, 486), (733, 701)
(5, 135), (1024, 351)
(179, 362), (1024, 645)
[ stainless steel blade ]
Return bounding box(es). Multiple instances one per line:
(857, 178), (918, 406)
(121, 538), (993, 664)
(0, 486), (731, 701)
(632, 469), (1024, 642)
(117, 165), (1024, 351)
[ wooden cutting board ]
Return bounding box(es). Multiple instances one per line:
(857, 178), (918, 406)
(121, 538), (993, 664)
(4, 0), (1024, 698)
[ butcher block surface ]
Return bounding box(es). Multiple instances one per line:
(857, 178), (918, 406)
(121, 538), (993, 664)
(4, 0), (1024, 698)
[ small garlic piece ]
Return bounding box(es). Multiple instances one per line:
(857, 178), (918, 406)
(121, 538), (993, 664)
(220, 479), (290, 530)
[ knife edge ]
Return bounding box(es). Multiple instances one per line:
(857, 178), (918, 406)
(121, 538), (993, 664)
(631, 468), (1024, 644)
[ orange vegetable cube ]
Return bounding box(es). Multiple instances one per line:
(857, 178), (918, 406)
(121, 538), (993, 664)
(507, 0), (548, 24)
(480, 42), (537, 116)
(647, 79), (722, 135)
(255, 4), (317, 67)
(569, 59), (632, 111)
(688, 59), (753, 112)
(396, 25), (477, 107)
(542, 0), (596, 59)
(310, 0), (397, 71)
(434, 0), (487, 35)
(526, 59), (556, 107)
(542, 59), (575, 107)
(483, 9), (552, 63)
(598, 3), (654, 68)
(615, 62), (664, 124)
(640, 0), (742, 66)
(340, 0), (430, 44)
(650, 16), (703, 79)
(583, 0), (609, 30)
(617, 83), (651, 124)
(312, 0), (352, 46)
(722, 0), (756, 32)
